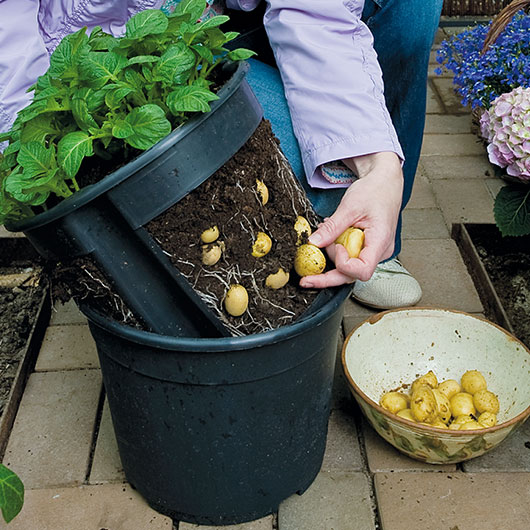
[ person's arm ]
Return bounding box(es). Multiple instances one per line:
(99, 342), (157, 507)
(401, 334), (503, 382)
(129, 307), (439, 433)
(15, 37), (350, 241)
(260, 0), (404, 286)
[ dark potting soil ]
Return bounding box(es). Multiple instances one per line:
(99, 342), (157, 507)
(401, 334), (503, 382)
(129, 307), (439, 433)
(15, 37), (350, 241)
(52, 120), (324, 336)
(0, 266), (45, 416)
(465, 224), (530, 347)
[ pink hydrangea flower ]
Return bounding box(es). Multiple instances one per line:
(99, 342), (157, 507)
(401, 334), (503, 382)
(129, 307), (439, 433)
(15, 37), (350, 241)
(480, 86), (530, 181)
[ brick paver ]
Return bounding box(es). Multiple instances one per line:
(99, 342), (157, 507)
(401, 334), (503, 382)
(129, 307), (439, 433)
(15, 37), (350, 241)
(375, 472), (530, 530)
(35, 324), (99, 371)
(0, 484), (172, 530)
(180, 516), (274, 530)
(3, 370), (101, 489)
(278, 471), (376, 530)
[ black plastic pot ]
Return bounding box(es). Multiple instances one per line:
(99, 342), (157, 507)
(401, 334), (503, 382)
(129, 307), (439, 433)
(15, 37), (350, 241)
(5, 62), (262, 338)
(81, 284), (351, 525)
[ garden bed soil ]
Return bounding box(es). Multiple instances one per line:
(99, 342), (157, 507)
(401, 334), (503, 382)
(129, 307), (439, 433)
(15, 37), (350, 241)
(0, 238), (49, 455)
(453, 223), (530, 347)
(52, 120), (323, 336)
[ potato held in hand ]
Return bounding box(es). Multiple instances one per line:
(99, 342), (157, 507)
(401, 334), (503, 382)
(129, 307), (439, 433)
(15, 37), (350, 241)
(335, 227), (364, 258)
(294, 244), (326, 277)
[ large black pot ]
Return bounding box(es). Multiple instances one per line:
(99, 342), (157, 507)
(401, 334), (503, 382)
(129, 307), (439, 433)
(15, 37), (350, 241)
(82, 284), (351, 525)
(5, 62), (262, 338)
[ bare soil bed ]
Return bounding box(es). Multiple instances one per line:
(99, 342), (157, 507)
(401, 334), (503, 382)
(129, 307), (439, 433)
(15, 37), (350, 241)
(460, 223), (530, 347)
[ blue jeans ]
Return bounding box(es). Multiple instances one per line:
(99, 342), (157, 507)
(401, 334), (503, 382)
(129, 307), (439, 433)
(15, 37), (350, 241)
(245, 0), (443, 259)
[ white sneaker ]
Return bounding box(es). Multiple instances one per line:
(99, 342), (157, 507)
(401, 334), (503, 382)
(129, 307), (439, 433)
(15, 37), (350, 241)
(352, 258), (422, 310)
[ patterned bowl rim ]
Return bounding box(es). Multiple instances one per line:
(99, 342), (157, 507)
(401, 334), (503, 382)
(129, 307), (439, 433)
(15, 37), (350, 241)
(341, 307), (530, 436)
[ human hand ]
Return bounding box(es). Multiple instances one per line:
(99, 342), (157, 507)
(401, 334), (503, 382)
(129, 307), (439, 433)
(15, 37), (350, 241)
(299, 152), (403, 288)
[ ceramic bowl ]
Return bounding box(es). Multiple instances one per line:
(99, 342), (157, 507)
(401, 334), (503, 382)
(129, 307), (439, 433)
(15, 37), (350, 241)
(342, 308), (530, 464)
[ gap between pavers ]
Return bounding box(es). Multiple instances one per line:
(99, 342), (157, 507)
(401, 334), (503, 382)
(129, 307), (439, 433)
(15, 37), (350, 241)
(375, 472), (530, 530)
(0, 483), (172, 530)
(35, 324), (99, 371)
(3, 370), (102, 489)
(278, 470), (376, 530)
(179, 515), (274, 530)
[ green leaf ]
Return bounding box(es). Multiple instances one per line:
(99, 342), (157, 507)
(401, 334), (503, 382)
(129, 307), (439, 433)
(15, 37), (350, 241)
(194, 15), (230, 33)
(123, 104), (171, 150)
(20, 115), (59, 144)
(104, 85), (134, 109)
(125, 9), (168, 39)
(0, 464), (24, 523)
(88, 26), (118, 51)
(166, 85), (218, 114)
(191, 44), (214, 64)
(48, 28), (89, 78)
(153, 43), (196, 85)
(127, 55), (160, 66)
(17, 142), (54, 177)
(57, 132), (93, 178)
(227, 48), (257, 61)
(71, 98), (98, 131)
(494, 185), (530, 236)
(112, 120), (135, 139)
(73, 87), (106, 113)
(80, 52), (128, 88)
(175, 0), (207, 22)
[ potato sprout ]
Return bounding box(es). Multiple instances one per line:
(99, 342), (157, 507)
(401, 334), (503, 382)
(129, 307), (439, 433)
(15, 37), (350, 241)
(294, 244), (326, 277)
(224, 284), (249, 317)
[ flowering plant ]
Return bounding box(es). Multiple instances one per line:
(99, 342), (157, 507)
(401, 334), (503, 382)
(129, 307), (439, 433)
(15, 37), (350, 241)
(435, 10), (530, 110)
(436, 9), (530, 236)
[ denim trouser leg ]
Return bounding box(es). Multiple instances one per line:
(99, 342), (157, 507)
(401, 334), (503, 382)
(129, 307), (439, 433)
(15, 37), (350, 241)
(245, 0), (443, 257)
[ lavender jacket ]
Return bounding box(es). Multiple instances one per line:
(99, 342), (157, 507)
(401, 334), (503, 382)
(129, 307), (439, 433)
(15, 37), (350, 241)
(0, 0), (403, 189)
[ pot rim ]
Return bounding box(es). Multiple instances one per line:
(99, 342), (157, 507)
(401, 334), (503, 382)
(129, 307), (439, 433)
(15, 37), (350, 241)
(6, 61), (249, 233)
(341, 306), (530, 436)
(82, 284), (352, 352)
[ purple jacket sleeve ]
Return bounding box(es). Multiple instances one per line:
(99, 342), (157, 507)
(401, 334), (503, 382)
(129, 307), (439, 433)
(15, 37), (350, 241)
(227, 0), (403, 188)
(0, 0), (163, 134)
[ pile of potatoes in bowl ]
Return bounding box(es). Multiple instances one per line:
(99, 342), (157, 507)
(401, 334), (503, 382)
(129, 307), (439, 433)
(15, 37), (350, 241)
(380, 370), (500, 430)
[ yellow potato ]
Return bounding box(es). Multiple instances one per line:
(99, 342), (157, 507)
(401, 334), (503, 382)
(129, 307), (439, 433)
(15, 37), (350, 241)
(201, 225), (219, 244)
(410, 385), (438, 423)
(478, 411), (497, 428)
(452, 414), (475, 426)
(294, 244), (326, 277)
(429, 417), (449, 429)
(432, 388), (452, 424)
(265, 268), (290, 289)
(438, 379), (461, 400)
(224, 284), (248, 317)
(458, 420), (482, 430)
(410, 370), (438, 394)
(473, 389), (500, 414)
(256, 179), (269, 205)
(251, 232), (272, 258)
(461, 370), (487, 395)
(202, 244), (223, 266)
(380, 391), (409, 414)
(396, 409), (415, 422)
(335, 227), (365, 258)
(449, 392), (475, 417)
(294, 216), (312, 245)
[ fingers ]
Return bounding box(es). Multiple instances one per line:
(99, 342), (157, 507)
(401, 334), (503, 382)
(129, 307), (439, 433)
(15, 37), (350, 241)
(299, 268), (355, 288)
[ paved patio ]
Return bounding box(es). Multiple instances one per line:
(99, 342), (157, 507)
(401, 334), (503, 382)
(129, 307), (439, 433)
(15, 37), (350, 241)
(1, 24), (529, 530)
